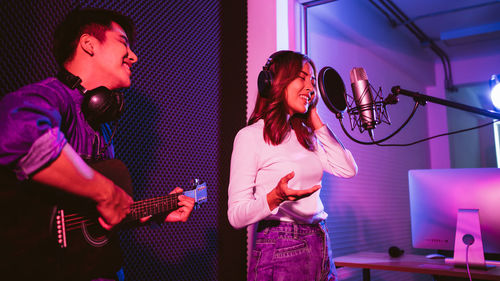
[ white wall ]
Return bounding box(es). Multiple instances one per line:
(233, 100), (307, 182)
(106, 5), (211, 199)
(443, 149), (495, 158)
(247, 0), (276, 120)
(247, 0), (302, 120)
(450, 53), (500, 85)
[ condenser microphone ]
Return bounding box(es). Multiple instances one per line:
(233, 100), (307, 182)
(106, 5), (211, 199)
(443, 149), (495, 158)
(350, 67), (376, 137)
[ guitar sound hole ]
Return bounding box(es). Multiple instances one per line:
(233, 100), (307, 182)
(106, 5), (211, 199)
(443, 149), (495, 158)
(81, 222), (109, 247)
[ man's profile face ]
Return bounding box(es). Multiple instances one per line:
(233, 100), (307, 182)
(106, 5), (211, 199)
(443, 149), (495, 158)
(92, 22), (138, 90)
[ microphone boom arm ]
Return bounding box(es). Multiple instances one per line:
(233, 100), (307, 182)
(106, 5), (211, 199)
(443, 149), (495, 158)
(392, 86), (500, 119)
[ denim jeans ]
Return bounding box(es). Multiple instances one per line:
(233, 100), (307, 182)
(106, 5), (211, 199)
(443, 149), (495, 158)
(248, 220), (337, 281)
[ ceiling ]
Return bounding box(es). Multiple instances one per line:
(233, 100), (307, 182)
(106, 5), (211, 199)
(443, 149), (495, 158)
(302, 0), (500, 61)
(388, 0), (500, 60)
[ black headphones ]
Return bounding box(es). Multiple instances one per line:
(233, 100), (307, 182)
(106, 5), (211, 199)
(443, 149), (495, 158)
(257, 56), (275, 98)
(57, 69), (124, 125)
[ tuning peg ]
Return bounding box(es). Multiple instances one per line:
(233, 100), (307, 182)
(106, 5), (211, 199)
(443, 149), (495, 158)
(190, 178), (200, 188)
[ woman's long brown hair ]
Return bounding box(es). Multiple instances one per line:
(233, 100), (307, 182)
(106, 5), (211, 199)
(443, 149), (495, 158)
(249, 50), (318, 151)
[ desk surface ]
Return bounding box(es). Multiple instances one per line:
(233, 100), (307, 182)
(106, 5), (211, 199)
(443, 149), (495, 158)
(334, 251), (500, 280)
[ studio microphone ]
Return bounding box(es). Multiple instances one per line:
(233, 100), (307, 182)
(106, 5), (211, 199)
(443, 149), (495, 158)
(350, 67), (376, 137)
(318, 66), (392, 144)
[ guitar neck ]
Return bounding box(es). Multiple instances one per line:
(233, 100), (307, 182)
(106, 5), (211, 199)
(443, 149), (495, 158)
(128, 193), (180, 221)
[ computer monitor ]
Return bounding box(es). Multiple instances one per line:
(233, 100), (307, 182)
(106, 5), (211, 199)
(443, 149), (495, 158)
(408, 168), (500, 268)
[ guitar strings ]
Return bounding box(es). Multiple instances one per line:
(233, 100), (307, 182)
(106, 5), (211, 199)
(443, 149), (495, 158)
(60, 192), (185, 232)
(63, 213), (95, 230)
(130, 193), (180, 219)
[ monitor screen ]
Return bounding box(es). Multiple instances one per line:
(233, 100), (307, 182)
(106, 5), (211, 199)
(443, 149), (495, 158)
(408, 168), (500, 254)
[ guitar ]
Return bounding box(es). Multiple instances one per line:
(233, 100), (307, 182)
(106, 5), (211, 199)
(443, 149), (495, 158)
(51, 159), (208, 249)
(0, 159), (207, 279)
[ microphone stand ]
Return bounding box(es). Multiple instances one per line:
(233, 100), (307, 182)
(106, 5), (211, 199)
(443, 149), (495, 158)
(340, 84), (421, 145)
(392, 86), (500, 120)
(338, 86), (500, 145)
(340, 101), (420, 145)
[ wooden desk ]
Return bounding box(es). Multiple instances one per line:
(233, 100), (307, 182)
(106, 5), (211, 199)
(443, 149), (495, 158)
(334, 251), (500, 281)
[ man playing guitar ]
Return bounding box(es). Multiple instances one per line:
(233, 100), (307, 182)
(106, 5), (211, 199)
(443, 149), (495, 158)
(0, 8), (195, 281)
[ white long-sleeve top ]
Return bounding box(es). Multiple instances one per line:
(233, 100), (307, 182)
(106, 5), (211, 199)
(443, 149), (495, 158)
(228, 119), (358, 229)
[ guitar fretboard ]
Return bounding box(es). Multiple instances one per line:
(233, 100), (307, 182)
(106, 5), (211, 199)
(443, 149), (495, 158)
(129, 193), (180, 220)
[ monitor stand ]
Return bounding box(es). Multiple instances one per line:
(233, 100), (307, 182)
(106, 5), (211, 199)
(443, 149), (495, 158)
(444, 209), (491, 269)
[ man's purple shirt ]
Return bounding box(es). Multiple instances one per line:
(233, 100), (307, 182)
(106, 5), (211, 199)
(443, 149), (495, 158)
(0, 77), (114, 180)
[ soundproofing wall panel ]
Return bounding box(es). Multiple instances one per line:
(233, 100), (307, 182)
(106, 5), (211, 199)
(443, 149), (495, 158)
(0, 1), (248, 280)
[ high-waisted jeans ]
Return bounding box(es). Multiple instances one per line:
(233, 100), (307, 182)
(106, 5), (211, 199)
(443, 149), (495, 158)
(248, 220), (337, 281)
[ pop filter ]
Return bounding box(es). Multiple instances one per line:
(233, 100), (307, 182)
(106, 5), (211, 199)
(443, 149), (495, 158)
(318, 66), (347, 116)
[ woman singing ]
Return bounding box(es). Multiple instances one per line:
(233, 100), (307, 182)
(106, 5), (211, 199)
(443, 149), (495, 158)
(227, 50), (358, 281)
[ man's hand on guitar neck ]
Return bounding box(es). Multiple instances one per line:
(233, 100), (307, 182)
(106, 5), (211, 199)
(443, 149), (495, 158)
(139, 187), (196, 224)
(165, 187), (195, 223)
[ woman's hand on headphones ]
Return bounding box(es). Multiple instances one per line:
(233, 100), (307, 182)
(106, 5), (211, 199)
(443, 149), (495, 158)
(308, 107), (325, 130)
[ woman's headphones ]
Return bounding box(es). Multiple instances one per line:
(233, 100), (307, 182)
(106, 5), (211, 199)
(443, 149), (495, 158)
(257, 51), (306, 99)
(257, 56), (274, 99)
(57, 69), (124, 125)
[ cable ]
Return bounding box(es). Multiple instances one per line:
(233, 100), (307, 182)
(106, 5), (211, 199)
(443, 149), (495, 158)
(340, 100), (420, 145)
(375, 120), (498, 147)
(466, 244), (472, 281)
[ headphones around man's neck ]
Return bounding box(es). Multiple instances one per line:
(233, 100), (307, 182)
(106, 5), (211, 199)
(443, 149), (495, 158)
(57, 69), (124, 125)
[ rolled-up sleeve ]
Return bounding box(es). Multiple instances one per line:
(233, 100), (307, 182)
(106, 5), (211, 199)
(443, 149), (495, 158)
(0, 84), (67, 180)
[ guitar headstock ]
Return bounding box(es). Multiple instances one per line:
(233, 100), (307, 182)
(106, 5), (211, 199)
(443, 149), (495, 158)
(189, 178), (203, 189)
(184, 179), (207, 209)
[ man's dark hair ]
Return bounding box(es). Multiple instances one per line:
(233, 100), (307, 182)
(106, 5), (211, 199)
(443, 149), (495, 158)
(53, 8), (135, 66)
